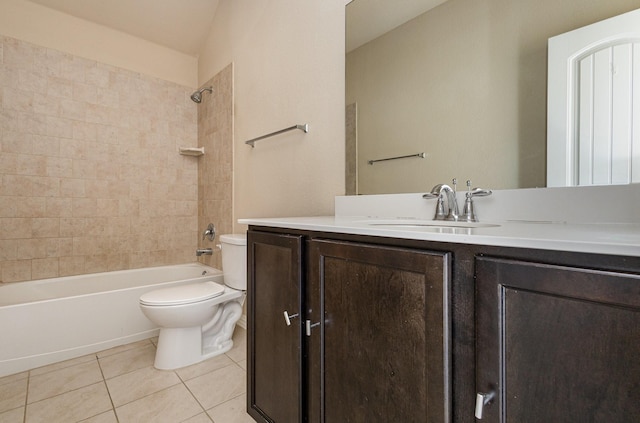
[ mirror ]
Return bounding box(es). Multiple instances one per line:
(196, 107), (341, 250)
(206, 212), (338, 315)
(346, 0), (640, 195)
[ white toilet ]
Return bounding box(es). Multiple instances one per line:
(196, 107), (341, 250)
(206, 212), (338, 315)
(139, 234), (247, 370)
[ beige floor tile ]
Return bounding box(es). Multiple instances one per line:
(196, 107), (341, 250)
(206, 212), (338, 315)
(96, 339), (155, 359)
(0, 371), (28, 386)
(236, 359), (247, 371)
(25, 382), (112, 423)
(185, 364), (246, 410)
(175, 353), (234, 382)
(207, 394), (254, 423)
(106, 365), (181, 407)
(28, 359), (103, 403)
(78, 409), (118, 422)
(115, 384), (203, 423)
(0, 406), (24, 423)
(183, 412), (214, 422)
(98, 343), (156, 379)
(0, 377), (27, 413)
(29, 353), (96, 377)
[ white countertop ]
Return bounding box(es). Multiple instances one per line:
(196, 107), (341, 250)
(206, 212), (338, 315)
(238, 215), (640, 257)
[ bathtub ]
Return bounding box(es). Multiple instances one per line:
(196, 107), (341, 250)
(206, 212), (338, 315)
(0, 263), (223, 377)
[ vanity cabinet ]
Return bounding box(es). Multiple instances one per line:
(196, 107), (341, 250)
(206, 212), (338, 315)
(475, 257), (640, 423)
(247, 226), (640, 423)
(247, 231), (304, 423)
(306, 239), (451, 422)
(247, 229), (452, 423)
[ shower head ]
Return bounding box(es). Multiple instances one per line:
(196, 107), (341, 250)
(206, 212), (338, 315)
(190, 86), (213, 103)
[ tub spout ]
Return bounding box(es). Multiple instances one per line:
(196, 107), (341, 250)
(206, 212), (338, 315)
(196, 248), (213, 256)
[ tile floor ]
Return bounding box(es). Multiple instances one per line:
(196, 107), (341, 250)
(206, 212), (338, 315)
(0, 328), (255, 423)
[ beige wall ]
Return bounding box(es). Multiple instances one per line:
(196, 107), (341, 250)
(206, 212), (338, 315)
(0, 35), (199, 283)
(1, 0), (349, 282)
(199, 0), (347, 229)
(347, 0), (640, 194)
(0, 0), (197, 87)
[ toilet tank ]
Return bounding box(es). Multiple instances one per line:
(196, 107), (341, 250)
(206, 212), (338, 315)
(219, 234), (247, 290)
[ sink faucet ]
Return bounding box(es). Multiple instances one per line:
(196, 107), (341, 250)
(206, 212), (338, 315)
(423, 178), (460, 221)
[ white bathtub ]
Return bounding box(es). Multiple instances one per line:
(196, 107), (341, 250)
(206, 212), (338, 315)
(0, 263), (223, 378)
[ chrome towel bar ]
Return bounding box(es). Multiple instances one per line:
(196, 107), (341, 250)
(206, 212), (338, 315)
(245, 124), (309, 148)
(368, 152), (425, 165)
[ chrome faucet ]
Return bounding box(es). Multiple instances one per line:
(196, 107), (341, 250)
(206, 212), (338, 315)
(423, 178), (460, 221)
(197, 223), (216, 256)
(460, 180), (492, 222)
(196, 248), (213, 256)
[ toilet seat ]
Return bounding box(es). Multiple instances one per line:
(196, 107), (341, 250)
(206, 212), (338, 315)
(140, 282), (224, 306)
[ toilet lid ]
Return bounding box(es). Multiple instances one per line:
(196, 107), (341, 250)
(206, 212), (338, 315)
(140, 282), (224, 306)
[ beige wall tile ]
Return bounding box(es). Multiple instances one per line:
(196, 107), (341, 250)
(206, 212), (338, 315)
(0, 36), (233, 283)
(1, 260), (31, 282)
(31, 257), (59, 279)
(59, 255), (85, 276)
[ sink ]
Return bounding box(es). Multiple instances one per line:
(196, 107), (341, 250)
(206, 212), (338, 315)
(357, 219), (500, 229)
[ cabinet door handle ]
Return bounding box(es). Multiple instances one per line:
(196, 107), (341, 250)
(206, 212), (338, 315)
(475, 391), (495, 419)
(305, 320), (320, 336)
(283, 311), (299, 326)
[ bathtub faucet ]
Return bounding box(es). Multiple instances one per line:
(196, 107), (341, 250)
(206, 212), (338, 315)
(196, 248), (213, 256)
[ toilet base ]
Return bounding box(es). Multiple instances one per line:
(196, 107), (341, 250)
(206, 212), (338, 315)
(153, 326), (235, 370)
(152, 299), (244, 370)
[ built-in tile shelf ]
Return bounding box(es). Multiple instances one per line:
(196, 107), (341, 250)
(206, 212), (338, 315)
(179, 147), (205, 156)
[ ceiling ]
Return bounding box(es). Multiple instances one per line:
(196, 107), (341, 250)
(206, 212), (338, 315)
(26, 0), (447, 57)
(27, 0), (220, 56)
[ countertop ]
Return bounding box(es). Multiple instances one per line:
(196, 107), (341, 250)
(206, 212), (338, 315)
(238, 215), (640, 258)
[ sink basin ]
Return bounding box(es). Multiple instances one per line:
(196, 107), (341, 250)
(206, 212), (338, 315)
(357, 219), (500, 229)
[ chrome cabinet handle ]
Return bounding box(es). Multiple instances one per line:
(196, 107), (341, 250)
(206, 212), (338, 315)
(475, 391), (495, 419)
(283, 311), (299, 326)
(305, 319), (320, 336)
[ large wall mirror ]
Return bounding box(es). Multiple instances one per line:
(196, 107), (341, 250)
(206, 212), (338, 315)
(346, 0), (640, 195)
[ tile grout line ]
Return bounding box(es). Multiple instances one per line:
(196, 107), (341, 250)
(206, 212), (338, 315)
(23, 371), (30, 423)
(96, 353), (120, 423)
(177, 369), (213, 423)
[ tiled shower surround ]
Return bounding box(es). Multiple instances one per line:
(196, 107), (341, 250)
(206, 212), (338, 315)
(196, 65), (233, 271)
(0, 36), (231, 283)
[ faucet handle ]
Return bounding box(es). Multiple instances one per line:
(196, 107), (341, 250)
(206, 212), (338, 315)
(461, 182), (492, 222)
(202, 223), (216, 241)
(468, 187), (492, 198)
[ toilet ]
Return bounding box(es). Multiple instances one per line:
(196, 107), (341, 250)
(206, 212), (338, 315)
(139, 234), (247, 370)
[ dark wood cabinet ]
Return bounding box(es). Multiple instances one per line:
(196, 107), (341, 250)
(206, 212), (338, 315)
(475, 257), (640, 423)
(247, 226), (640, 423)
(307, 239), (451, 423)
(247, 231), (304, 423)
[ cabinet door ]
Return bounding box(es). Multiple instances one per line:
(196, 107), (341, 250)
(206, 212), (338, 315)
(476, 257), (640, 423)
(307, 239), (451, 423)
(248, 231), (304, 423)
